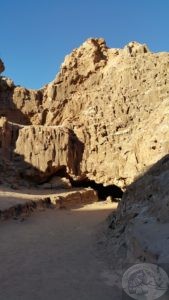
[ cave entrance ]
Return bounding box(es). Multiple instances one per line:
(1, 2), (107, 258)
(69, 177), (123, 201)
(51, 166), (123, 202)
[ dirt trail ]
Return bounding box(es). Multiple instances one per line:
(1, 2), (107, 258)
(0, 202), (121, 300)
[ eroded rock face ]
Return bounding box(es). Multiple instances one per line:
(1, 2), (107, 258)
(1, 40), (169, 263)
(12, 87), (43, 125)
(15, 125), (84, 180)
(0, 80), (43, 125)
(0, 59), (43, 125)
(108, 155), (169, 264)
(41, 39), (169, 186)
(0, 39), (169, 187)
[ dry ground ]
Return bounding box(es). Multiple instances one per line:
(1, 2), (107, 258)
(0, 201), (122, 300)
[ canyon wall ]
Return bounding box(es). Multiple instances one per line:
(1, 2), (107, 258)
(1, 39), (169, 264)
(0, 39), (169, 187)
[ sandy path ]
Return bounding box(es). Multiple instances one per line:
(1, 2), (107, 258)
(0, 201), (121, 300)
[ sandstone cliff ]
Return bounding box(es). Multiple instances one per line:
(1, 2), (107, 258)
(1, 38), (169, 264)
(1, 38), (169, 188)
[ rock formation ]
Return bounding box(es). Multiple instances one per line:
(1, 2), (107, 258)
(15, 125), (84, 180)
(0, 38), (169, 263)
(108, 154), (169, 264)
(1, 38), (169, 188)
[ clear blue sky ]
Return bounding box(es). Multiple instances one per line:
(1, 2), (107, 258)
(0, 0), (169, 89)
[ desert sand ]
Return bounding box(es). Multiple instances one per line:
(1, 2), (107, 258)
(0, 201), (121, 300)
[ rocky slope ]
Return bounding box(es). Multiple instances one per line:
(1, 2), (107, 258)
(107, 154), (169, 265)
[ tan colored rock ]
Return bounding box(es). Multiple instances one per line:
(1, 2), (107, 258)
(0, 186), (98, 219)
(40, 39), (169, 186)
(1, 39), (169, 263)
(39, 176), (71, 189)
(12, 87), (43, 124)
(0, 117), (20, 159)
(51, 187), (98, 208)
(0, 39), (169, 188)
(0, 76), (43, 125)
(15, 125), (84, 180)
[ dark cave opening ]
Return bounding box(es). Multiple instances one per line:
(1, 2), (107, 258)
(51, 166), (123, 201)
(69, 177), (123, 201)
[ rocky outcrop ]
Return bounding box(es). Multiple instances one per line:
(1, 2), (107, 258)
(1, 39), (169, 264)
(0, 61), (43, 125)
(15, 125), (84, 180)
(41, 39), (169, 186)
(0, 78), (43, 125)
(0, 117), (21, 159)
(0, 39), (169, 187)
